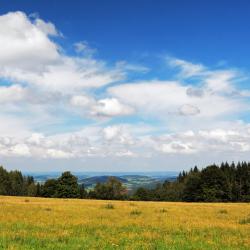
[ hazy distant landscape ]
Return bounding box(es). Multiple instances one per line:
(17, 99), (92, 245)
(29, 172), (178, 192)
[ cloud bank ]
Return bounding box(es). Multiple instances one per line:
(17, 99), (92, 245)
(1, 11), (250, 170)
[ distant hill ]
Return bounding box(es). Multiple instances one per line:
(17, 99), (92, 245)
(30, 172), (178, 192)
(79, 176), (128, 188)
(78, 174), (177, 192)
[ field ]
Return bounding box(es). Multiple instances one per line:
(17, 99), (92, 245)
(0, 196), (249, 250)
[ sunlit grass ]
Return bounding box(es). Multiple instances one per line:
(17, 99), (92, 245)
(0, 196), (249, 249)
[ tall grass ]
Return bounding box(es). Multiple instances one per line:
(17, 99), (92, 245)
(0, 196), (249, 249)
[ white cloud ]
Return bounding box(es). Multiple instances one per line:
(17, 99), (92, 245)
(109, 81), (188, 113)
(102, 126), (134, 145)
(0, 11), (59, 70)
(46, 149), (73, 159)
(9, 144), (31, 157)
(0, 85), (27, 103)
(34, 18), (59, 36)
(167, 56), (240, 94)
(26, 133), (45, 145)
(115, 150), (136, 157)
(70, 96), (134, 118)
(91, 98), (134, 117)
(179, 104), (200, 116)
(103, 126), (121, 141)
(0, 11), (123, 94)
(1, 123), (250, 161)
(204, 70), (236, 93)
(167, 57), (206, 77)
(157, 141), (196, 154)
(1, 11), (250, 170)
(70, 95), (94, 107)
(186, 87), (204, 97)
(74, 41), (97, 56)
(108, 80), (243, 119)
(115, 60), (150, 73)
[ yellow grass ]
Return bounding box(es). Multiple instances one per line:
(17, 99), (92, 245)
(0, 196), (249, 249)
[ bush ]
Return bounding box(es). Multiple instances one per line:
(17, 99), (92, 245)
(130, 209), (142, 215)
(104, 203), (114, 209)
(239, 216), (250, 224)
(218, 209), (228, 214)
(159, 208), (167, 213)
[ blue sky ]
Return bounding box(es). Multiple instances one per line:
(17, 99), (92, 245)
(2, 0), (250, 66)
(0, 1), (250, 172)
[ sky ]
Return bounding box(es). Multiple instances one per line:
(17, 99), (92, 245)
(1, 0), (250, 172)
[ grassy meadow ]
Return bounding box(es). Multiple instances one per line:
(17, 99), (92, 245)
(0, 196), (249, 249)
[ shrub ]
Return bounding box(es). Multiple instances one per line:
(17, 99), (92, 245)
(159, 208), (167, 213)
(129, 202), (136, 206)
(218, 209), (228, 214)
(239, 216), (250, 225)
(130, 209), (142, 215)
(104, 203), (114, 209)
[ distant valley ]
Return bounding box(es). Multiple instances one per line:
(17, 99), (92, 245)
(29, 172), (178, 192)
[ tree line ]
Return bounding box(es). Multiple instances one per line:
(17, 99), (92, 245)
(0, 166), (124, 199)
(134, 162), (250, 202)
(0, 162), (250, 202)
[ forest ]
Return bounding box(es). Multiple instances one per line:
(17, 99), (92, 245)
(0, 161), (250, 202)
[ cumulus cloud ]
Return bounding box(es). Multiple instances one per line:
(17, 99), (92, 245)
(0, 11), (123, 94)
(102, 126), (134, 145)
(0, 11), (59, 70)
(46, 149), (73, 159)
(179, 104), (200, 116)
(34, 18), (59, 36)
(70, 95), (94, 108)
(167, 56), (240, 94)
(0, 126), (136, 159)
(108, 80), (243, 119)
(0, 85), (27, 103)
(2, 144), (31, 157)
(157, 141), (196, 154)
(2, 124), (250, 159)
(70, 96), (134, 118)
(1, 11), (250, 169)
(186, 87), (204, 97)
(146, 125), (250, 155)
(91, 98), (134, 117)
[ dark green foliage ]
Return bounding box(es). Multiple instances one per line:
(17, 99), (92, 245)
(130, 209), (142, 215)
(0, 166), (10, 195)
(0, 161), (249, 202)
(41, 171), (85, 198)
(239, 216), (250, 224)
(133, 162), (250, 202)
(0, 166), (37, 196)
(57, 171), (80, 198)
(0, 167), (85, 199)
(41, 179), (58, 197)
(133, 187), (151, 201)
(182, 173), (202, 201)
(79, 184), (87, 198)
(218, 209), (228, 214)
(200, 165), (230, 201)
(89, 177), (127, 200)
